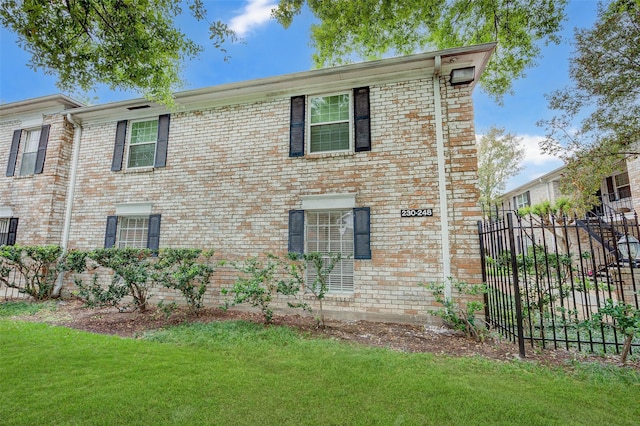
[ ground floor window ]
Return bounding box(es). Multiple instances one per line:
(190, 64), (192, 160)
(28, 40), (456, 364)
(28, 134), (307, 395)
(0, 218), (9, 245)
(117, 216), (149, 249)
(306, 210), (354, 293)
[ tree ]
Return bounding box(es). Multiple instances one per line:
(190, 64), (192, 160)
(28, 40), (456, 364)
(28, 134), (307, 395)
(274, 0), (568, 102)
(538, 0), (640, 211)
(0, 0), (235, 106)
(477, 126), (525, 207)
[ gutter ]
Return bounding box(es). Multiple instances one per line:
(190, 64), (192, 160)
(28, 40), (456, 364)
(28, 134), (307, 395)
(433, 55), (453, 300)
(53, 113), (82, 297)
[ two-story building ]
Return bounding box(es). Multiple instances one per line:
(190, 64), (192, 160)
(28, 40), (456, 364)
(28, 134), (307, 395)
(1, 43), (495, 323)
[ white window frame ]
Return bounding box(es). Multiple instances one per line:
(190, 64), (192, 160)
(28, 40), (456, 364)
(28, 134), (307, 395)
(514, 192), (530, 210)
(19, 128), (41, 176)
(0, 218), (9, 246)
(116, 216), (149, 249)
(305, 209), (355, 294)
(126, 119), (158, 169)
(614, 172), (631, 199)
(307, 92), (353, 154)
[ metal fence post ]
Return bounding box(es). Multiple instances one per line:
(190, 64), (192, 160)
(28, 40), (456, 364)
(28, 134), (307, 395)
(506, 212), (526, 358)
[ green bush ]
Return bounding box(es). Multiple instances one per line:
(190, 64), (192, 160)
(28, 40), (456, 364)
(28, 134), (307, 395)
(152, 248), (218, 314)
(75, 248), (154, 312)
(421, 279), (487, 341)
(0, 245), (63, 300)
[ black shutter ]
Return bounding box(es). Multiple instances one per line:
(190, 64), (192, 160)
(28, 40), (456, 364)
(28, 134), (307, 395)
(525, 191), (531, 206)
(288, 210), (305, 254)
(154, 114), (170, 168)
(7, 218), (18, 246)
(6, 129), (21, 177)
(104, 216), (118, 248)
(111, 120), (128, 171)
(606, 176), (616, 202)
(34, 124), (51, 174)
(147, 214), (161, 251)
(353, 207), (371, 260)
(353, 87), (371, 152)
(289, 96), (305, 157)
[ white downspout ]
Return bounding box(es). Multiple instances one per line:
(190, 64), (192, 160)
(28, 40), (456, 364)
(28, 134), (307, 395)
(54, 113), (82, 297)
(433, 56), (452, 300)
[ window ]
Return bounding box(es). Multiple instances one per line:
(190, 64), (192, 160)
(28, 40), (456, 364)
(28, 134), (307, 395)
(104, 214), (161, 250)
(117, 216), (149, 248)
(111, 115), (170, 172)
(309, 94), (351, 153)
(306, 210), (355, 292)
(514, 191), (530, 210)
(127, 120), (158, 168)
(19, 129), (40, 176)
(288, 206), (370, 294)
(289, 87), (370, 157)
(615, 172), (631, 199)
(0, 218), (18, 246)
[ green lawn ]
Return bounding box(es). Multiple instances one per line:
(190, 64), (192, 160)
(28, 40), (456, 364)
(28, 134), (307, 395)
(0, 314), (638, 425)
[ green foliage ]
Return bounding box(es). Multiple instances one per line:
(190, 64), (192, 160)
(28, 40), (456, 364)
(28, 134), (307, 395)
(290, 252), (342, 328)
(0, 245), (63, 300)
(478, 126), (525, 208)
(539, 1), (640, 211)
(274, 0), (567, 101)
(582, 299), (640, 364)
(78, 248), (154, 312)
(421, 279), (487, 341)
(222, 254), (283, 324)
(152, 248), (217, 314)
(157, 300), (178, 319)
(0, 0), (234, 106)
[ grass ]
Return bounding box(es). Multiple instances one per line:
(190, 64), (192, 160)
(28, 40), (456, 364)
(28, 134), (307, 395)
(1, 314), (639, 426)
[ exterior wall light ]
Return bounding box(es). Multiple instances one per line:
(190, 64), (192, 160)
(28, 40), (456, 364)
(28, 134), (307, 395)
(618, 235), (640, 266)
(449, 66), (475, 85)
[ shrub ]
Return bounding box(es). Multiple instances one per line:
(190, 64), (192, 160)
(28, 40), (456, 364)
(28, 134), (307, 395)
(421, 279), (487, 341)
(288, 252), (341, 328)
(0, 245), (63, 300)
(78, 248), (154, 312)
(152, 248), (217, 315)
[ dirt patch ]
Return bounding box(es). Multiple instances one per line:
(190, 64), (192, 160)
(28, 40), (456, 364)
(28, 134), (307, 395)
(11, 299), (639, 371)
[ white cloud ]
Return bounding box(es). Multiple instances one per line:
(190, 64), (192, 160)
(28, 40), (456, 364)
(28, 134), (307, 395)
(228, 0), (278, 37)
(519, 134), (558, 166)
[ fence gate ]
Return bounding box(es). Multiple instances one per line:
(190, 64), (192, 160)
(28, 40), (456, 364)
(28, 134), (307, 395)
(478, 208), (640, 358)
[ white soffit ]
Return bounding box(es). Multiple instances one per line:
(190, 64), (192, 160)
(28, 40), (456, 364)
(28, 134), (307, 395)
(115, 203), (153, 216)
(0, 206), (13, 218)
(301, 193), (357, 210)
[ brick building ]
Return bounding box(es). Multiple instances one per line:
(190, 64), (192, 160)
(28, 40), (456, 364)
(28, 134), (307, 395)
(1, 43), (495, 323)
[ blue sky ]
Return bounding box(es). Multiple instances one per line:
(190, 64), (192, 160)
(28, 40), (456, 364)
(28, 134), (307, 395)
(0, 0), (600, 191)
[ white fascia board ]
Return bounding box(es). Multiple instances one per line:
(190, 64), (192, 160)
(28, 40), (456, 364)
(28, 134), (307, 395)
(301, 193), (357, 210)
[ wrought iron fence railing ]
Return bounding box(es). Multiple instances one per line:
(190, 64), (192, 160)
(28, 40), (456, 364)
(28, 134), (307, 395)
(479, 208), (640, 358)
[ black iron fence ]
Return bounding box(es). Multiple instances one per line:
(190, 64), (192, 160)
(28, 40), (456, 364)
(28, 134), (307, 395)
(478, 207), (640, 358)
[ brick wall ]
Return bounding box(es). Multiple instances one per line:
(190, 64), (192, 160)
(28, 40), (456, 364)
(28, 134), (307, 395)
(66, 76), (482, 323)
(0, 114), (74, 245)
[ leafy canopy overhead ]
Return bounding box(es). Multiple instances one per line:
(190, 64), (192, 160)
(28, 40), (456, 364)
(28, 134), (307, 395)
(274, 0), (568, 102)
(2, 0), (567, 105)
(0, 0), (234, 106)
(538, 0), (640, 211)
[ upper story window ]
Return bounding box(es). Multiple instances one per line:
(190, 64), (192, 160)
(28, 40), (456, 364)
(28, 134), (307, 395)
(309, 93), (351, 153)
(19, 129), (41, 176)
(5, 125), (50, 178)
(289, 87), (370, 157)
(128, 119), (158, 168)
(615, 172), (631, 199)
(111, 114), (170, 172)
